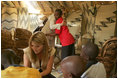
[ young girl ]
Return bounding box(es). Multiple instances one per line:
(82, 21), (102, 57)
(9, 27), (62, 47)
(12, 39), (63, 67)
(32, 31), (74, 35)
(23, 31), (55, 78)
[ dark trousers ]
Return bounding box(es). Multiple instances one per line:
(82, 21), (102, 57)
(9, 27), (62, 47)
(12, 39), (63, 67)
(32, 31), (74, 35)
(61, 43), (75, 60)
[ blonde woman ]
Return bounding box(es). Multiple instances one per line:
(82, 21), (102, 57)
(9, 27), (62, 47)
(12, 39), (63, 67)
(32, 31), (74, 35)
(23, 31), (56, 78)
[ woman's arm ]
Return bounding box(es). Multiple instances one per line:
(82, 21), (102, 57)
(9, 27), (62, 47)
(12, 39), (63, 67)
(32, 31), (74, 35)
(23, 54), (31, 67)
(50, 20), (63, 30)
(40, 56), (54, 77)
(49, 15), (63, 30)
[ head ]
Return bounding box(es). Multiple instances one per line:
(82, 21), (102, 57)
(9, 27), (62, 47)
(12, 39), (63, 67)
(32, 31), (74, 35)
(80, 42), (99, 61)
(1, 49), (21, 70)
(29, 31), (49, 62)
(54, 9), (62, 20)
(60, 56), (86, 78)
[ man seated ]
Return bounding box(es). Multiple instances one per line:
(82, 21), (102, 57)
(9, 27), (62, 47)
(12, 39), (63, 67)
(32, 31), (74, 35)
(60, 56), (86, 78)
(80, 42), (106, 78)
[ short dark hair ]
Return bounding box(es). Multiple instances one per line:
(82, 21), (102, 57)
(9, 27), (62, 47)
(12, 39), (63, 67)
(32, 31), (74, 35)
(55, 9), (62, 16)
(83, 42), (99, 60)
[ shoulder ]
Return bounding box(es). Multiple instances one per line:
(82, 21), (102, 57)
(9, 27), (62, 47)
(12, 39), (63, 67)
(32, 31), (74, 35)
(23, 47), (30, 54)
(81, 62), (106, 78)
(88, 62), (105, 70)
(56, 17), (63, 23)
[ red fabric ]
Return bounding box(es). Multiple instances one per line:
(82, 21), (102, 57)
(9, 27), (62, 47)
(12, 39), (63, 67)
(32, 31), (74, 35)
(55, 17), (75, 46)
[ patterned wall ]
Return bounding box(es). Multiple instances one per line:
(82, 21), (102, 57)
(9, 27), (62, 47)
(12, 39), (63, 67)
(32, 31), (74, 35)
(94, 4), (116, 47)
(2, 7), (44, 33)
(17, 8), (29, 29)
(79, 2), (93, 36)
(2, 7), (17, 30)
(29, 14), (44, 32)
(17, 8), (44, 32)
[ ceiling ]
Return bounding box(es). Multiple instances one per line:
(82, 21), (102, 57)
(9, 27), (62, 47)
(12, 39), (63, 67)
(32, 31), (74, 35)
(1, 1), (116, 16)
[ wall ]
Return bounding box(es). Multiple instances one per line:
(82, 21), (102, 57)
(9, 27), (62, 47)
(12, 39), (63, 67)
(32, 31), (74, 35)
(2, 7), (17, 30)
(94, 4), (116, 47)
(29, 14), (44, 32)
(2, 7), (44, 33)
(67, 11), (82, 38)
(17, 8), (29, 29)
(17, 7), (44, 32)
(76, 2), (116, 48)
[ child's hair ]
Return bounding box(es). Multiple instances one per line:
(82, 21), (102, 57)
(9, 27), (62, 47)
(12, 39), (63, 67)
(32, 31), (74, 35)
(55, 9), (62, 16)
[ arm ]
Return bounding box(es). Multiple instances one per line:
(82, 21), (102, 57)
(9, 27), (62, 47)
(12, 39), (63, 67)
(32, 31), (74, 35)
(55, 20), (67, 34)
(40, 56), (54, 77)
(50, 22), (62, 30)
(49, 16), (62, 30)
(24, 53), (31, 67)
(49, 13), (67, 30)
(50, 20), (62, 30)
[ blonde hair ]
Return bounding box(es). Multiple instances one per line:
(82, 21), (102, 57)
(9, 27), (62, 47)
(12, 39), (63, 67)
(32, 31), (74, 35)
(29, 31), (49, 65)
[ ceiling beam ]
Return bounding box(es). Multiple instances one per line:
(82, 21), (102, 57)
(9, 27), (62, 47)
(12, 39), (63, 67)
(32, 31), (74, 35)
(50, 1), (61, 8)
(37, 1), (45, 13)
(43, 12), (52, 15)
(1, 1), (10, 7)
(47, 1), (55, 7)
(12, 1), (20, 8)
(45, 1), (53, 12)
(58, 1), (69, 12)
(66, 1), (73, 8)
(72, 1), (81, 11)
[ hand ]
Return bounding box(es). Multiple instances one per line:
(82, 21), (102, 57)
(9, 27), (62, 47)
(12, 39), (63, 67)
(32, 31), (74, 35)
(62, 20), (67, 26)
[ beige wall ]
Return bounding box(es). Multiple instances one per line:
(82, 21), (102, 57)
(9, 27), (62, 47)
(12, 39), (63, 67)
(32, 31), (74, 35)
(95, 4), (116, 47)
(2, 7), (17, 30)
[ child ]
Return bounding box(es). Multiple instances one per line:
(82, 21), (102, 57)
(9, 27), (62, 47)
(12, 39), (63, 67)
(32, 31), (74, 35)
(53, 9), (75, 60)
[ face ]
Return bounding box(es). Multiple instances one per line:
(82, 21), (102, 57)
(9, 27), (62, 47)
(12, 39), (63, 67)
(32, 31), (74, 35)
(54, 11), (61, 20)
(31, 41), (43, 55)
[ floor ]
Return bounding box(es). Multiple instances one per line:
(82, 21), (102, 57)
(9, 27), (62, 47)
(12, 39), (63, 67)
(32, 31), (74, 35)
(51, 55), (63, 78)
(51, 64), (63, 78)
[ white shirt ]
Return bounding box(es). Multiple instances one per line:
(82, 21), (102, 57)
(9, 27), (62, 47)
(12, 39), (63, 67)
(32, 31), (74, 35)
(81, 62), (106, 78)
(49, 14), (62, 30)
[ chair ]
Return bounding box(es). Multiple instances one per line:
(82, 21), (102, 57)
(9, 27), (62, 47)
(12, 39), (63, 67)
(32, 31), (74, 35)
(97, 37), (117, 77)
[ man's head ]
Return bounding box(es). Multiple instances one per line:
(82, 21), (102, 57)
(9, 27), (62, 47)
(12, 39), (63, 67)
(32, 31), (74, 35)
(60, 56), (86, 78)
(54, 9), (62, 20)
(1, 49), (21, 70)
(80, 42), (99, 61)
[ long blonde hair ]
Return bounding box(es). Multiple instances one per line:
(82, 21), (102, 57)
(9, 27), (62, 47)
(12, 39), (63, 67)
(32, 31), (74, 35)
(29, 31), (49, 64)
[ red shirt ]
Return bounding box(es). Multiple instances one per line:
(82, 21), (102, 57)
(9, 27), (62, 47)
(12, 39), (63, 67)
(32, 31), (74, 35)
(55, 17), (75, 46)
